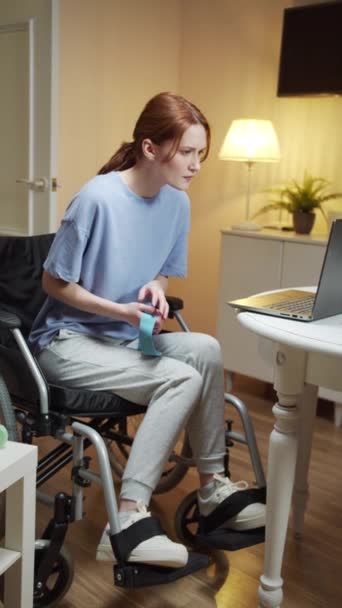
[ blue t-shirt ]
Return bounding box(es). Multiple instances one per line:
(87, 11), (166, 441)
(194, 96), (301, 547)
(29, 172), (190, 353)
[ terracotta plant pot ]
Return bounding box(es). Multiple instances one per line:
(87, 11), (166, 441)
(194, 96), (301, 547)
(292, 211), (316, 234)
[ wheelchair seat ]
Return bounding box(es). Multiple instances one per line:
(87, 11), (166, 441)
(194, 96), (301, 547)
(0, 335), (145, 417)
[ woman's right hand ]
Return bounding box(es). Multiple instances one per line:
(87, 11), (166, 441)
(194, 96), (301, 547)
(119, 302), (160, 327)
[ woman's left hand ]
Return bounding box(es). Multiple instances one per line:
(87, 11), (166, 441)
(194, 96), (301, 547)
(138, 279), (169, 332)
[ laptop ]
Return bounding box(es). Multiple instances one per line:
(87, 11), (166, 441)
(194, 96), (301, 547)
(228, 219), (342, 322)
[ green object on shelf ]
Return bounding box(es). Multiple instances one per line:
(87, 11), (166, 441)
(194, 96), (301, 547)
(0, 424), (8, 448)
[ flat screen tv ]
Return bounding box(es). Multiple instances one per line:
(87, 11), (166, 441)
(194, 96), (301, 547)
(277, 1), (342, 97)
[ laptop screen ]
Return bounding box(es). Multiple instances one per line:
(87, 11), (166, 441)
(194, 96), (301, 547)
(313, 219), (342, 319)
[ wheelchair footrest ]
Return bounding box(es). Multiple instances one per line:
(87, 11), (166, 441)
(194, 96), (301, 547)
(113, 552), (209, 588)
(195, 526), (265, 551)
(198, 486), (266, 535)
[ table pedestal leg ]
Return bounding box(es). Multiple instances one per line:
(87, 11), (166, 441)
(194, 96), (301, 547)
(292, 383), (318, 538)
(258, 345), (307, 608)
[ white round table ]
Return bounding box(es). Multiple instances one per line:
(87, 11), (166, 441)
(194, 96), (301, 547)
(237, 306), (342, 608)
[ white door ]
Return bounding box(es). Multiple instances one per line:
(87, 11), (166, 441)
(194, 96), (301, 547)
(0, 0), (58, 236)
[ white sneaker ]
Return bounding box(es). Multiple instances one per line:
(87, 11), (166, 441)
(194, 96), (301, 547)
(96, 500), (188, 567)
(198, 474), (265, 531)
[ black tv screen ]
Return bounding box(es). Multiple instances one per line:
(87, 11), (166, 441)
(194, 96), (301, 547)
(277, 1), (342, 97)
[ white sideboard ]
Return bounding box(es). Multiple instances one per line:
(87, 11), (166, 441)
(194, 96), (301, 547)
(217, 228), (342, 426)
(0, 441), (37, 607)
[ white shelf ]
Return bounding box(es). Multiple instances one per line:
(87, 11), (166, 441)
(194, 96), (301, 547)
(0, 441), (37, 607)
(0, 548), (21, 576)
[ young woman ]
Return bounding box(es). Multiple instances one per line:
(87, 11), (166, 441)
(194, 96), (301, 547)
(29, 92), (265, 568)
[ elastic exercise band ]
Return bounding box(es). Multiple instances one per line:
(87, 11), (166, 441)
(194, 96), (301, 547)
(138, 313), (162, 357)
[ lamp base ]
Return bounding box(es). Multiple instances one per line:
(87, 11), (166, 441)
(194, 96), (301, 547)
(231, 220), (262, 232)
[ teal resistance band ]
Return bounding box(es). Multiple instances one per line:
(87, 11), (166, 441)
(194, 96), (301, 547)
(138, 313), (162, 357)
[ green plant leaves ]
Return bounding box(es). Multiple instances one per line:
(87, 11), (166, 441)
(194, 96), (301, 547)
(254, 171), (342, 222)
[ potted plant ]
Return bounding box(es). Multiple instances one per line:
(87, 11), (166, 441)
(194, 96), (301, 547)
(255, 172), (342, 234)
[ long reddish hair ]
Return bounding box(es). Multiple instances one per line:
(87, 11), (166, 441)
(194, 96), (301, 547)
(97, 92), (211, 174)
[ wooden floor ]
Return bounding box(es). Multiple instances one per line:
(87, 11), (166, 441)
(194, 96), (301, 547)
(35, 383), (342, 608)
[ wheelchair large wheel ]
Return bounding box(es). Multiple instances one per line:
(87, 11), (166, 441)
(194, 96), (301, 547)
(174, 490), (199, 546)
(33, 540), (74, 608)
(106, 415), (192, 494)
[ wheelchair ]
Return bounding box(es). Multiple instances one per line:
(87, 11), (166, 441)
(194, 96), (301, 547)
(0, 233), (266, 606)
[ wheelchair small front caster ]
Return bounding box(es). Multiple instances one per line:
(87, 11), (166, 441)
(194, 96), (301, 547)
(33, 540), (74, 607)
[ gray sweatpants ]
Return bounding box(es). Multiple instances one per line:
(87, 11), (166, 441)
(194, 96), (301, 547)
(37, 330), (226, 505)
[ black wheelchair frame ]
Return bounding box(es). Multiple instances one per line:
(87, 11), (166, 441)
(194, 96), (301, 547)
(0, 233), (266, 606)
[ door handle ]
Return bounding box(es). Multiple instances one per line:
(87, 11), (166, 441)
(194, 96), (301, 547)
(16, 177), (48, 192)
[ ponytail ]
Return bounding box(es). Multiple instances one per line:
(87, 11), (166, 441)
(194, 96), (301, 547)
(97, 141), (137, 175)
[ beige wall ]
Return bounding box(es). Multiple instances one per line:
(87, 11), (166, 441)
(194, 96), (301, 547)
(57, 0), (342, 336)
(58, 0), (181, 219)
(174, 0), (291, 335)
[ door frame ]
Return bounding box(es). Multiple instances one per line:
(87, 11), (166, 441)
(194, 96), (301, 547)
(49, 0), (59, 233)
(28, 0), (59, 235)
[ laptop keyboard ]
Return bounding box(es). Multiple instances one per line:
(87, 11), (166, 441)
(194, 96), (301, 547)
(268, 296), (314, 314)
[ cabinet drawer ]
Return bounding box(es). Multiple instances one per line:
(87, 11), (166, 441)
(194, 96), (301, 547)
(281, 242), (326, 288)
(218, 234), (282, 300)
(217, 235), (281, 381)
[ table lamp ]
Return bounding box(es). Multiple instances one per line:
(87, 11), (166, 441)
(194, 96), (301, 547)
(219, 118), (280, 231)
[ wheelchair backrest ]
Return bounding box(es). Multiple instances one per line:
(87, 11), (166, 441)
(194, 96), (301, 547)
(0, 233), (54, 336)
(0, 234), (54, 407)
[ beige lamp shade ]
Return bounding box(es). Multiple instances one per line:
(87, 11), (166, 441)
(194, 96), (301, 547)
(219, 119), (280, 163)
(219, 118), (281, 231)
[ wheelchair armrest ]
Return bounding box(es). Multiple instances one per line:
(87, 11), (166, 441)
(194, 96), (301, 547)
(0, 310), (22, 329)
(166, 296), (184, 315)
